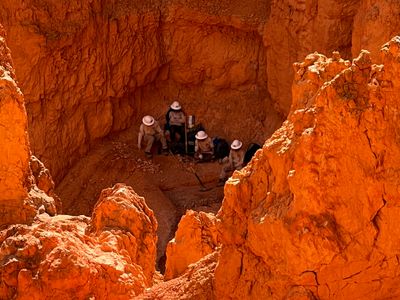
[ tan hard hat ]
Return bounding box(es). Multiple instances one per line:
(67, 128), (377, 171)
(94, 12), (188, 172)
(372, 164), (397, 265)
(231, 139), (243, 150)
(195, 130), (208, 140)
(142, 115), (155, 126)
(170, 101), (181, 110)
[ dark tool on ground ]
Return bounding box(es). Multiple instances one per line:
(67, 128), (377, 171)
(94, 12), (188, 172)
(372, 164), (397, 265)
(168, 150), (212, 192)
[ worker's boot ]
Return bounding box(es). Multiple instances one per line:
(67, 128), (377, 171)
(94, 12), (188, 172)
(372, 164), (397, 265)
(145, 151), (153, 159)
(162, 148), (169, 156)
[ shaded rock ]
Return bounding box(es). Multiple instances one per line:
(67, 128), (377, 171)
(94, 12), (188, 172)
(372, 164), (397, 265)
(0, 0), (281, 181)
(30, 155), (62, 214)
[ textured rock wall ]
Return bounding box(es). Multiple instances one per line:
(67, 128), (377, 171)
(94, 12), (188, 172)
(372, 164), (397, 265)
(352, 0), (400, 62)
(0, 25), (30, 204)
(88, 183), (158, 284)
(0, 184), (158, 299)
(213, 38), (400, 299)
(264, 0), (360, 115)
(0, 0), (373, 182)
(0, 26), (58, 227)
(0, 0), (282, 181)
(136, 251), (218, 300)
(164, 210), (219, 280)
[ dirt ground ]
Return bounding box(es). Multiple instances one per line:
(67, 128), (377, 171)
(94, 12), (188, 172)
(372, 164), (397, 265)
(56, 128), (224, 271)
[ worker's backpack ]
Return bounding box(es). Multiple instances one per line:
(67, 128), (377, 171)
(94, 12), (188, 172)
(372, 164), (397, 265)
(213, 137), (230, 159)
(244, 143), (261, 165)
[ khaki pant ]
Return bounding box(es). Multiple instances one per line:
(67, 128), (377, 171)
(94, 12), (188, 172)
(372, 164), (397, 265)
(144, 133), (167, 153)
(219, 157), (241, 180)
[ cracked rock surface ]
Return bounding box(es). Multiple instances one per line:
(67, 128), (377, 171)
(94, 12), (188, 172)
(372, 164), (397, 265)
(213, 38), (400, 299)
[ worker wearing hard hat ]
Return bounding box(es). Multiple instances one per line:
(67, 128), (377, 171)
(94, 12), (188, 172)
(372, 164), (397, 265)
(218, 139), (245, 186)
(138, 115), (168, 158)
(194, 130), (214, 162)
(166, 101), (186, 153)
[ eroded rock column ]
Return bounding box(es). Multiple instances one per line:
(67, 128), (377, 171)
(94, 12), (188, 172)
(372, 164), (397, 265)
(0, 25), (35, 225)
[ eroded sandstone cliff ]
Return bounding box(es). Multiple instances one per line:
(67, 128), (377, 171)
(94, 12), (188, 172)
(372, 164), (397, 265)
(0, 0), (282, 181)
(4, 1), (400, 299)
(138, 37), (400, 299)
(0, 184), (158, 299)
(0, 31), (158, 299)
(213, 38), (400, 299)
(0, 25), (58, 227)
(2, 0), (396, 187)
(164, 210), (219, 280)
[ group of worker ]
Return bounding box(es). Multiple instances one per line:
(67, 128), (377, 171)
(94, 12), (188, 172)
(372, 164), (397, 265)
(137, 101), (245, 185)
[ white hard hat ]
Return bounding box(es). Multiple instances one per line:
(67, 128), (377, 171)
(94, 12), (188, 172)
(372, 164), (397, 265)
(195, 130), (208, 140)
(142, 115), (155, 126)
(231, 139), (243, 150)
(170, 101), (181, 110)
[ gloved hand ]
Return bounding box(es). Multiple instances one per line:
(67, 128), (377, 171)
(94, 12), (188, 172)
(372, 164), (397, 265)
(199, 154), (203, 160)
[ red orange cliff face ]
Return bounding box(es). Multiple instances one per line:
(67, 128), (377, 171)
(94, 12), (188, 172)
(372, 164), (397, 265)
(3, 1), (400, 299)
(140, 38), (400, 299)
(0, 25), (58, 227)
(0, 0), (281, 181)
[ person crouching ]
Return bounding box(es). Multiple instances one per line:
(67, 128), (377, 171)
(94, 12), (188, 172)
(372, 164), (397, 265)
(138, 115), (168, 158)
(218, 139), (244, 186)
(194, 130), (214, 162)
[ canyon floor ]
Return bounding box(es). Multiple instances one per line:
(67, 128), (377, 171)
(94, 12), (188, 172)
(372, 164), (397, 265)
(56, 128), (224, 270)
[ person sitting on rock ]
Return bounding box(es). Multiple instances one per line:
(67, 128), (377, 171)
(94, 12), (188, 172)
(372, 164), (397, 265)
(166, 101), (186, 154)
(194, 130), (214, 162)
(218, 139), (245, 186)
(138, 115), (168, 158)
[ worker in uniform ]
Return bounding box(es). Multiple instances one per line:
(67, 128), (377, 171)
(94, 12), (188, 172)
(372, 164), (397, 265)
(194, 130), (214, 162)
(218, 139), (245, 185)
(138, 115), (168, 158)
(166, 101), (186, 154)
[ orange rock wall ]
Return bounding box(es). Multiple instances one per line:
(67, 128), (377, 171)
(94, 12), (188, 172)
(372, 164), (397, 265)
(0, 0), (377, 182)
(213, 38), (400, 299)
(136, 251), (218, 300)
(0, 26), (58, 226)
(164, 210), (219, 280)
(0, 0), (282, 181)
(264, 0), (360, 115)
(352, 0), (400, 62)
(0, 25), (30, 204)
(0, 184), (158, 299)
(88, 183), (158, 284)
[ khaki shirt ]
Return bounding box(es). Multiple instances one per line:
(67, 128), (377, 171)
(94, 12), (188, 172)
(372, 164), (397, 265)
(229, 149), (245, 169)
(195, 137), (214, 153)
(139, 121), (163, 136)
(169, 111), (185, 126)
